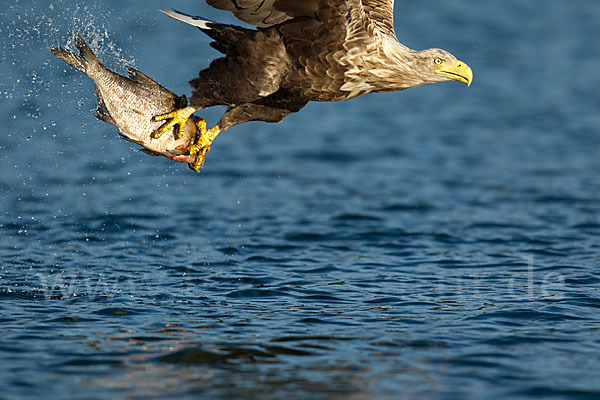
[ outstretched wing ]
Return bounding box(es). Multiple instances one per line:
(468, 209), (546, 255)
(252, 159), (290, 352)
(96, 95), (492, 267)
(205, 0), (396, 36)
(205, 0), (320, 27)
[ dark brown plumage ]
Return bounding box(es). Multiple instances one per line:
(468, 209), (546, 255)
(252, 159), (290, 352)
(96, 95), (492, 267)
(154, 1), (473, 171)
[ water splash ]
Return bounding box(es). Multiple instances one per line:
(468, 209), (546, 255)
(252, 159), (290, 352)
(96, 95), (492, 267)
(0, 1), (136, 139)
(0, 0), (143, 181)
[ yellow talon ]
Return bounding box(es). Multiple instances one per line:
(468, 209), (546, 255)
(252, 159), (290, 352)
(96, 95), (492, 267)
(153, 105), (197, 139)
(153, 107), (221, 172)
(187, 122), (221, 172)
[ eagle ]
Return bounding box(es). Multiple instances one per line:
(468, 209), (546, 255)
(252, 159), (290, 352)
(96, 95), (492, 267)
(152, 1), (473, 171)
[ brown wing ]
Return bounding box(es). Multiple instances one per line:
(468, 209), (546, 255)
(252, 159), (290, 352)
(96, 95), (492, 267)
(362, 0), (395, 36)
(206, 1), (395, 35)
(204, 0), (398, 100)
(274, 0), (368, 101)
(205, 0), (321, 27)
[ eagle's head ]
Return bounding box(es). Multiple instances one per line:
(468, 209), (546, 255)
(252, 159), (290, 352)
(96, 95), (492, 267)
(415, 48), (473, 87)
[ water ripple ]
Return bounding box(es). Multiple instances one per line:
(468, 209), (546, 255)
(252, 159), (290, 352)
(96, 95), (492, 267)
(2, 1), (600, 399)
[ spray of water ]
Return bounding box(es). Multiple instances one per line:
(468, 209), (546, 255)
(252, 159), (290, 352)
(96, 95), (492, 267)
(0, 0), (137, 139)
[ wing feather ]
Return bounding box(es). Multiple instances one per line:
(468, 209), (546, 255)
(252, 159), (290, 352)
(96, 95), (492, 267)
(362, 0), (395, 36)
(205, 0), (395, 37)
(205, 0), (298, 27)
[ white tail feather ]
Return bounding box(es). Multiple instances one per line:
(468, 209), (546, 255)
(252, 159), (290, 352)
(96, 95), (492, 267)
(158, 8), (212, 30)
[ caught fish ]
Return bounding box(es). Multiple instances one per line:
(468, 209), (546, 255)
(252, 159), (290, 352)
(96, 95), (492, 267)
(49, 34), (200, 165)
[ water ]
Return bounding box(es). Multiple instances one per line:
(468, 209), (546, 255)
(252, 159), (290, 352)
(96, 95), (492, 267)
(1, 0), (600, 398)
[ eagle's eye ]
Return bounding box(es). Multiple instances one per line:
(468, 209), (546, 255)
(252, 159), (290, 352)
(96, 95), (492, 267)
(434, 58), (444, 66)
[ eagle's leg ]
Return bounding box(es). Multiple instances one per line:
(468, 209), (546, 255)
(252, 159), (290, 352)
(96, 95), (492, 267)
(186, 119), (221, 172)
(152, 106), (197, 139)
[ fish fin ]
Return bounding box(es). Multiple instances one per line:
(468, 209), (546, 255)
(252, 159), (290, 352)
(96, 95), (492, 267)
(168, 148), (190, 156)
(127, 67), (160, 86)
(116, 132), (161, 156)
(138, 149), (163, 157)
(49, 33), (98, 75)
(92, 85), (117, 125)
(116, 132), (143, 145)
(74, 34), (99, 66)
(49, 45), (86, 73)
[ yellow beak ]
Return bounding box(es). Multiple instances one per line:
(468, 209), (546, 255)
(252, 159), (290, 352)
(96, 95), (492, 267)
(436, 60), (473, 86)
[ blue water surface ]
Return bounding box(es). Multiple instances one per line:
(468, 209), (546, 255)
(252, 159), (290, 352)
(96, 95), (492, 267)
(1, 1), (599, 399)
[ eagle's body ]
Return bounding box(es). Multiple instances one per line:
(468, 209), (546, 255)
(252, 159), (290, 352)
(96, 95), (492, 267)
(153, 1), (473, 171)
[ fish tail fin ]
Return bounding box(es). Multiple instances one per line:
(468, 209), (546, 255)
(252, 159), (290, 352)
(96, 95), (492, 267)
(49, 34), (99, 75)
(74, 34), (99, 67)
